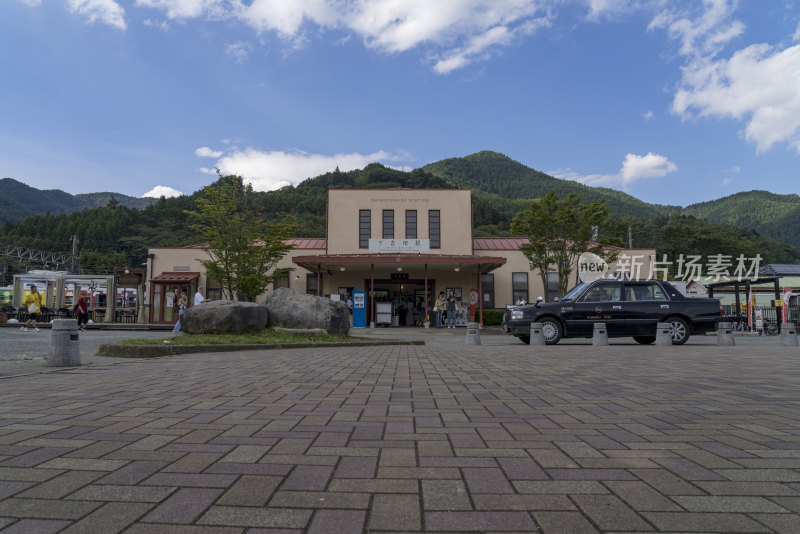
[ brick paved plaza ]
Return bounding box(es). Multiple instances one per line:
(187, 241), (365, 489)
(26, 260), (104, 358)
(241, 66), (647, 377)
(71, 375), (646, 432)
(2, 342), (800, 533)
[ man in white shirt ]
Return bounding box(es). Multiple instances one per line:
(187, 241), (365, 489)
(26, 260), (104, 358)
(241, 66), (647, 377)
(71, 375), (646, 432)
(194, 288), (205, 306)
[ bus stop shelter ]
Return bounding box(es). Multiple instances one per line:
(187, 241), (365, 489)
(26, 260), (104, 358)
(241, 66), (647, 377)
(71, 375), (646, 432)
(706, 276), (782, 330)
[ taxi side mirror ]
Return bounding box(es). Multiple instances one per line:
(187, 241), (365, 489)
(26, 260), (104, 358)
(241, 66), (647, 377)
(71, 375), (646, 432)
(536, 296), (543, 307)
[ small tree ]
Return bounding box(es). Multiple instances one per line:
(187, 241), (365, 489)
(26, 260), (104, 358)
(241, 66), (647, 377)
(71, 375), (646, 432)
(510, 191), (616, 300)
(186, 175), (299, 302)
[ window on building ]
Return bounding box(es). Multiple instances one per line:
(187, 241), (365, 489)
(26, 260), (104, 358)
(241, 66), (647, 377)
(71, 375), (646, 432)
(429, 210), (440, 248)
(405, 210), (417, 239)
(359, 210), (371, 248)
(512, 272), (528, 304)
(546, 272), (560, 303)
(306, 273), (319, 296)
(481, 274), (495, 309)
(206, 278), (223, 300)
(382, 210), (394, 239)
(274, 273), (290, 289)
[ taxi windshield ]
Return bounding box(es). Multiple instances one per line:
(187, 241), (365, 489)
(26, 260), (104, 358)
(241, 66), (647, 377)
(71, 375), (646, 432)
(559, 283), (588, 302)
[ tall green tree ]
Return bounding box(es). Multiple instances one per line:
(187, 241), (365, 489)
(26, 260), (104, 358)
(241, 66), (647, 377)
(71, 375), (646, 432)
(186, 175), (299, 302)
(510, 191), (616, 300)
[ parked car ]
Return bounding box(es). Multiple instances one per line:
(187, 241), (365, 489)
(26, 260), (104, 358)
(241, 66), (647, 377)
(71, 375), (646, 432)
(502, 279), (722, 345)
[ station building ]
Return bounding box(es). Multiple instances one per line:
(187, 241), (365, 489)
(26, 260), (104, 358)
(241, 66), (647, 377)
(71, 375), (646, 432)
(145, 189), (656, 325)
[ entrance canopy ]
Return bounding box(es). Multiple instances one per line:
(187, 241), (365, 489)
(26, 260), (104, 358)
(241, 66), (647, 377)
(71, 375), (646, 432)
(292, 254), (506, 273)
(151, 272), (201, 283)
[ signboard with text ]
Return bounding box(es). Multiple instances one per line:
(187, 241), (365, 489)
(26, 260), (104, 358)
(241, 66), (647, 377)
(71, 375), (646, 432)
(368, 239), (430, 253)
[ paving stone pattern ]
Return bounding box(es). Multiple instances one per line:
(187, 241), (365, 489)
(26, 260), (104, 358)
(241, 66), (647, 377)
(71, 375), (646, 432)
(1, 344), (800, 532)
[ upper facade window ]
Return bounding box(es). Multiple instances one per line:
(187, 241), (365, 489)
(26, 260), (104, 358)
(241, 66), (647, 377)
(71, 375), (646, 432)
(406, 210), (417, 239)
(429, 210), (440, 249)
(383, 210), (394, 239)
(359, 210), (371, 248)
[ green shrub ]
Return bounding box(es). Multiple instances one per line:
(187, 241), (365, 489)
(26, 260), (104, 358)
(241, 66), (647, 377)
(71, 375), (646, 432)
(481, 309), (505, 326)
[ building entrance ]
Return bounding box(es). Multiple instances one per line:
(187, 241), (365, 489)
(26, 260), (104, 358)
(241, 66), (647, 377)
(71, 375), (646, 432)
(365, 278), (434, 326)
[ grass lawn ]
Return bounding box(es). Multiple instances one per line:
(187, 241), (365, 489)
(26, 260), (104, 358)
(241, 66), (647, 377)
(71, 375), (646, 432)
(117, 328), (366, 346)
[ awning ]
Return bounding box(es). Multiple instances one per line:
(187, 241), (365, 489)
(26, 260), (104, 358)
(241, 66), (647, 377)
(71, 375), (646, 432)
(292, 254), (506, 274)
(151, 272), (201, 282)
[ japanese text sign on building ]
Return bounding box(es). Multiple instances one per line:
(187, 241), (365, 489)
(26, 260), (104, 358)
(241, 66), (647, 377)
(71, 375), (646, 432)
(369, 239), (430, 253)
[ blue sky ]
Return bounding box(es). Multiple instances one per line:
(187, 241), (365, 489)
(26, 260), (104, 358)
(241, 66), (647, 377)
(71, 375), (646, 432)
(1, 0), (799, 206)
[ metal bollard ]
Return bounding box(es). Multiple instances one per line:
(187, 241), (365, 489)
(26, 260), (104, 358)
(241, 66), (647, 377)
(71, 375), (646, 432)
(655, 322), (673, 346)
(592, 323), (608, 346)
(780, 323), (799, 347)
(465, 322), (481, 345)
(48, 319), (81, 367)
(716, 321), (735, 346)
(529, 322), (546, 346)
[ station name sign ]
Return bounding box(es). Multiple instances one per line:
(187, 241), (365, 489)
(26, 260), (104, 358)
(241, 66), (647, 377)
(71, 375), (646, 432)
(369, 239), (430, 253)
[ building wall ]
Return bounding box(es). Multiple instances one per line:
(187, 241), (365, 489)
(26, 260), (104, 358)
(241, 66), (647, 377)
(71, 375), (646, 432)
(327, 189), (473, 255)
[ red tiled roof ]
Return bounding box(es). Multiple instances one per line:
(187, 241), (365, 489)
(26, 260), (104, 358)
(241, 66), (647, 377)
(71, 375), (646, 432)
(473, 237), (529, 250)
(151, 272), (201, 282)
(286, 238), (327, 249)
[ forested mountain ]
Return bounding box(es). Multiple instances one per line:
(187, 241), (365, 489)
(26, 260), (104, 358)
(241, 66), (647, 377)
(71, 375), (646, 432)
(1, 152), (798, 279)
(0, 178), (156, 223)
(683, 191), (800, 249)
(423, 151), (679, 219)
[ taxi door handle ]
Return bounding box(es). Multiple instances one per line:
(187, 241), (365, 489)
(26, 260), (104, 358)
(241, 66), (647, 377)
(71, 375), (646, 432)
(660, 305), (670, 309)
(612, 305), (622, 310)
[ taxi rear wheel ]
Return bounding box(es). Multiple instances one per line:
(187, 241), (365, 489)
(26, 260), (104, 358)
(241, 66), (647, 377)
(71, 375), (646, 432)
(667, 317), (690, 345)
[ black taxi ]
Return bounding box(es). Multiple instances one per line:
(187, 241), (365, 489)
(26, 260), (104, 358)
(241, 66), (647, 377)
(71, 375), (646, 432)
(502, 279), (721, 345)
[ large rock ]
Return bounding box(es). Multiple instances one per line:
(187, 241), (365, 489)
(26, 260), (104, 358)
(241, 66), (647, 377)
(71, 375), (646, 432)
(264, 288), (350, 336)
(181, 300), (268, 334)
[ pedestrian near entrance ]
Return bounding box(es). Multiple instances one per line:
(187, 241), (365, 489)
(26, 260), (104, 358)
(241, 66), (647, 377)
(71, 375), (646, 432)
(172, 291), (188, 334)
(22, 285), (43, 332)
(434, 291), (445, 328)
(446, 290), (458, 328)
(194, 287), (205, 306)
(74, 296), (89, 331)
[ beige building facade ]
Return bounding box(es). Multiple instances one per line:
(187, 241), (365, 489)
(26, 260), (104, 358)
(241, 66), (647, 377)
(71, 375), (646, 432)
(145, 189), (655, 324)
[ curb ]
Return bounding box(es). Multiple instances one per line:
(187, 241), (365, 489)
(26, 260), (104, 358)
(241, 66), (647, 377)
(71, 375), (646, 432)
(97, 339), (425, 358)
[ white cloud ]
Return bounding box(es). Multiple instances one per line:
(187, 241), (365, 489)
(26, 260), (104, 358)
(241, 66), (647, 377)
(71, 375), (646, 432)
(225, 41), (252, 63)
(585, 0), (638, 22)
(643, 110), (654, 120)
(554, 152), (678, 188)
(143, 18), (170, 30)
(652, 1), (800, 153)
(142, 185), (183, 198)
(721, 177), (733, 185)
(127, 0), (554, 73)
(199, 147), (401, 191)
(195, 146), (224, 158)
(67, 0), (126, 30)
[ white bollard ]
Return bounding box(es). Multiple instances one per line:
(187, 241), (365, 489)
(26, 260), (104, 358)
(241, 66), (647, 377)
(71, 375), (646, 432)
(48, 319), (81, 367)
(655, 322), (673, 346)
(529, 322), (546, 346)
(717, 322), (735, 346)
(592, 323), (608, 346)
(780, 323), (799, 347)
(465, 322), (481, 346)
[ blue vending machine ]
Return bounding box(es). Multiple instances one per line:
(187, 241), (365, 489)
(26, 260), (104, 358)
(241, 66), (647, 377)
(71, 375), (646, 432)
(352, 290), (367, 328)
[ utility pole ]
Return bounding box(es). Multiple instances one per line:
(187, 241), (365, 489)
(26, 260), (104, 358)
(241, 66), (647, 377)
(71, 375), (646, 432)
(627, 225), (633, 249)
(71, 235), (79, 273)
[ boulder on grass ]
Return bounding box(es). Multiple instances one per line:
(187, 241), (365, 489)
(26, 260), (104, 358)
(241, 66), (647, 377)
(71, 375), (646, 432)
(181, 300), (268, 334)
(264, 288), (349, 336)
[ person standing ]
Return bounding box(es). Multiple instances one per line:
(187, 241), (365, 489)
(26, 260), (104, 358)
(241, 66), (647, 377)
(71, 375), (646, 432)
(74, 296), (89, 331)
(22, 285), (43, 332)
(446, 290), (458, 328)
(434, 291), (445, 328)
(172, 290), (188, 334)
(194, 287), (205, 306)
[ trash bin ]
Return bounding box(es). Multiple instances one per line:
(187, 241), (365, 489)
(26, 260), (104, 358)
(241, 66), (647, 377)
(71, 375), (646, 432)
(48, 319), (81, 367)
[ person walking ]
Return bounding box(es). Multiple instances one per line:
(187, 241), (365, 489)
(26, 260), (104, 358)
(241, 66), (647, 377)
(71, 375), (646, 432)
(445, 290), (458, 328)
(434, 291), (445, 328)
(74, 296), (89, 331)
(22, 285), (43, 331)
(172, 290), (188, 334)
